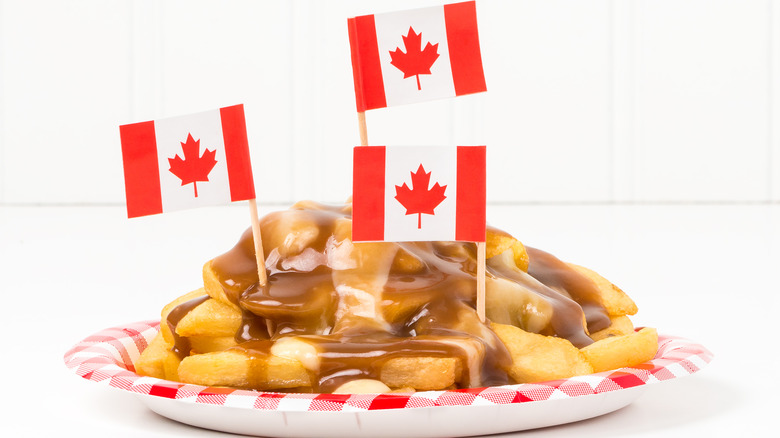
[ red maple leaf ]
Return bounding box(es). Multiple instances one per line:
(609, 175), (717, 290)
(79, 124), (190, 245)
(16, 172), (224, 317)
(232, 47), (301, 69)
(394, 164), (447, 229)
(168, 133), (218, 197)
(389, 26), (440, 90)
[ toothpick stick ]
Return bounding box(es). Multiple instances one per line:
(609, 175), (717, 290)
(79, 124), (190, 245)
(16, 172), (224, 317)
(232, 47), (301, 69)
(358, 111), (368, 146)
(477, 241), (486, 322)
(248, 198), (267, 287)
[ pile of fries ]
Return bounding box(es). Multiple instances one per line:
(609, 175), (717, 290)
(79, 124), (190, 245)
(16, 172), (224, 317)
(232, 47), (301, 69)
(135, 201), (657, 394)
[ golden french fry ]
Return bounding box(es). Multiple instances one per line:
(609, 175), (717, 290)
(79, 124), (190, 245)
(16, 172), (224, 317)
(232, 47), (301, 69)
(188, 336), (239, 354)
(590, 315), (635, 341)
(175, 298), (242, 338)
(135, 331), (181, 381)
(391, 247), (426, 273)
(581, 327), (658, 373)
(262, 206), (323, 257)
(162, 350), (182, 382)
(160, 288), (209, 344)
(134, 332), (170, 379)
(486, 228), (515, 259)
(486, 228), (529, 271)
(484, 252), (554, 334)
(178, 350), (247, 388)
(202, 261), (240, 310)
(567, 263), (638, 316)
(511, 241), (530, 272)
(380, 357), (462, 391)
(177, 350), (311, 390)
(491, 322), (593, 383)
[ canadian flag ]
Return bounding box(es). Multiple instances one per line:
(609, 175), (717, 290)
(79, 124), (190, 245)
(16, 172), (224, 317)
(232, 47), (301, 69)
(119, 104), (255, 218)
(352, 145), (485, 242)
(348, 1), (486, 111)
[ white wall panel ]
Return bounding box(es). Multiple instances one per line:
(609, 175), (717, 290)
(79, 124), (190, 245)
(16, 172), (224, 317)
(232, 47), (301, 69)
(0, 0), (5, 203)
(1, 0), (779, 206)
(289, 0), (354, 203)
(1, 0), (132, 204)
(611, 0), (638, 202)
(130, 0), (163, 122)
(632, 0), (770, 201)
(480, 0), (613, 202)
(772, 0), (780, 201)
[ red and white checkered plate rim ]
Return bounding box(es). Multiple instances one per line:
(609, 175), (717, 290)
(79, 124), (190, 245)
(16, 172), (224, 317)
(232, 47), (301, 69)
(63, 321), (712, 412)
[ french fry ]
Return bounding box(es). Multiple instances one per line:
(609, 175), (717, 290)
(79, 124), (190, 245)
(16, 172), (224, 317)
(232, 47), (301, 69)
(380, 357), (462, 390)
(162, 350), (182, 382)
(262, 206), (322, 258)
(174, 298), (242, 338)
(511, 240), (530, 273)
(202, 261), (240, 310)
(160, 288), (209, 344)
(486, 228), (529, 271)
(177, 350), (311, 390)
(188, 336), (239, 354)
(581, 327), (658, 373)
(134, 332), (170, 380)
(491, 322), (593, 383)
(590, 315), (635, 341)
(391, 247), (426, 273)
(485, 251), (554, 333)
(486, 228), (515, 259)
(567, 263), (638, 316)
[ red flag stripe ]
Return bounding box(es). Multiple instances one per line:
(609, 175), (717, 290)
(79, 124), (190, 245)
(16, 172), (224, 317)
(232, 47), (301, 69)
(348, 15), (387, 111)
(120, 121), (163, 218)
(352, 146), (386, 241)
(220, 104), (256, 202)
(455, 145), (486, 242)
(444, 1), (486, 96)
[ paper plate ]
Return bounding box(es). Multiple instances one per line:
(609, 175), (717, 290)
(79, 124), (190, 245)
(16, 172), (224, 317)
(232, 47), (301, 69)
(64, 321), (712, 437)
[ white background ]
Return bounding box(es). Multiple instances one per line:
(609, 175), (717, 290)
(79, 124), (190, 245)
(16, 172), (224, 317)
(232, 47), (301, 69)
(1, 0), (778, 436)
(2, 0), (780, 206)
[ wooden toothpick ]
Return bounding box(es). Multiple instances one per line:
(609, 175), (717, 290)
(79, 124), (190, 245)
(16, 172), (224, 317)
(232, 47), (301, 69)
(476, 241), (486, 322)
(248, 198), (267, 287)
(358, 111), (369, 146)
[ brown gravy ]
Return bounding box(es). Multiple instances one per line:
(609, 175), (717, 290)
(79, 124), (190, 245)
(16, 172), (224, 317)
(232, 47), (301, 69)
(170, 201), (611, 391)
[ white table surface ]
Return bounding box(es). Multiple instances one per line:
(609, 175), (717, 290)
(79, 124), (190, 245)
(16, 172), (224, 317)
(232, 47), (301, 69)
(1, 203), (776, 437)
